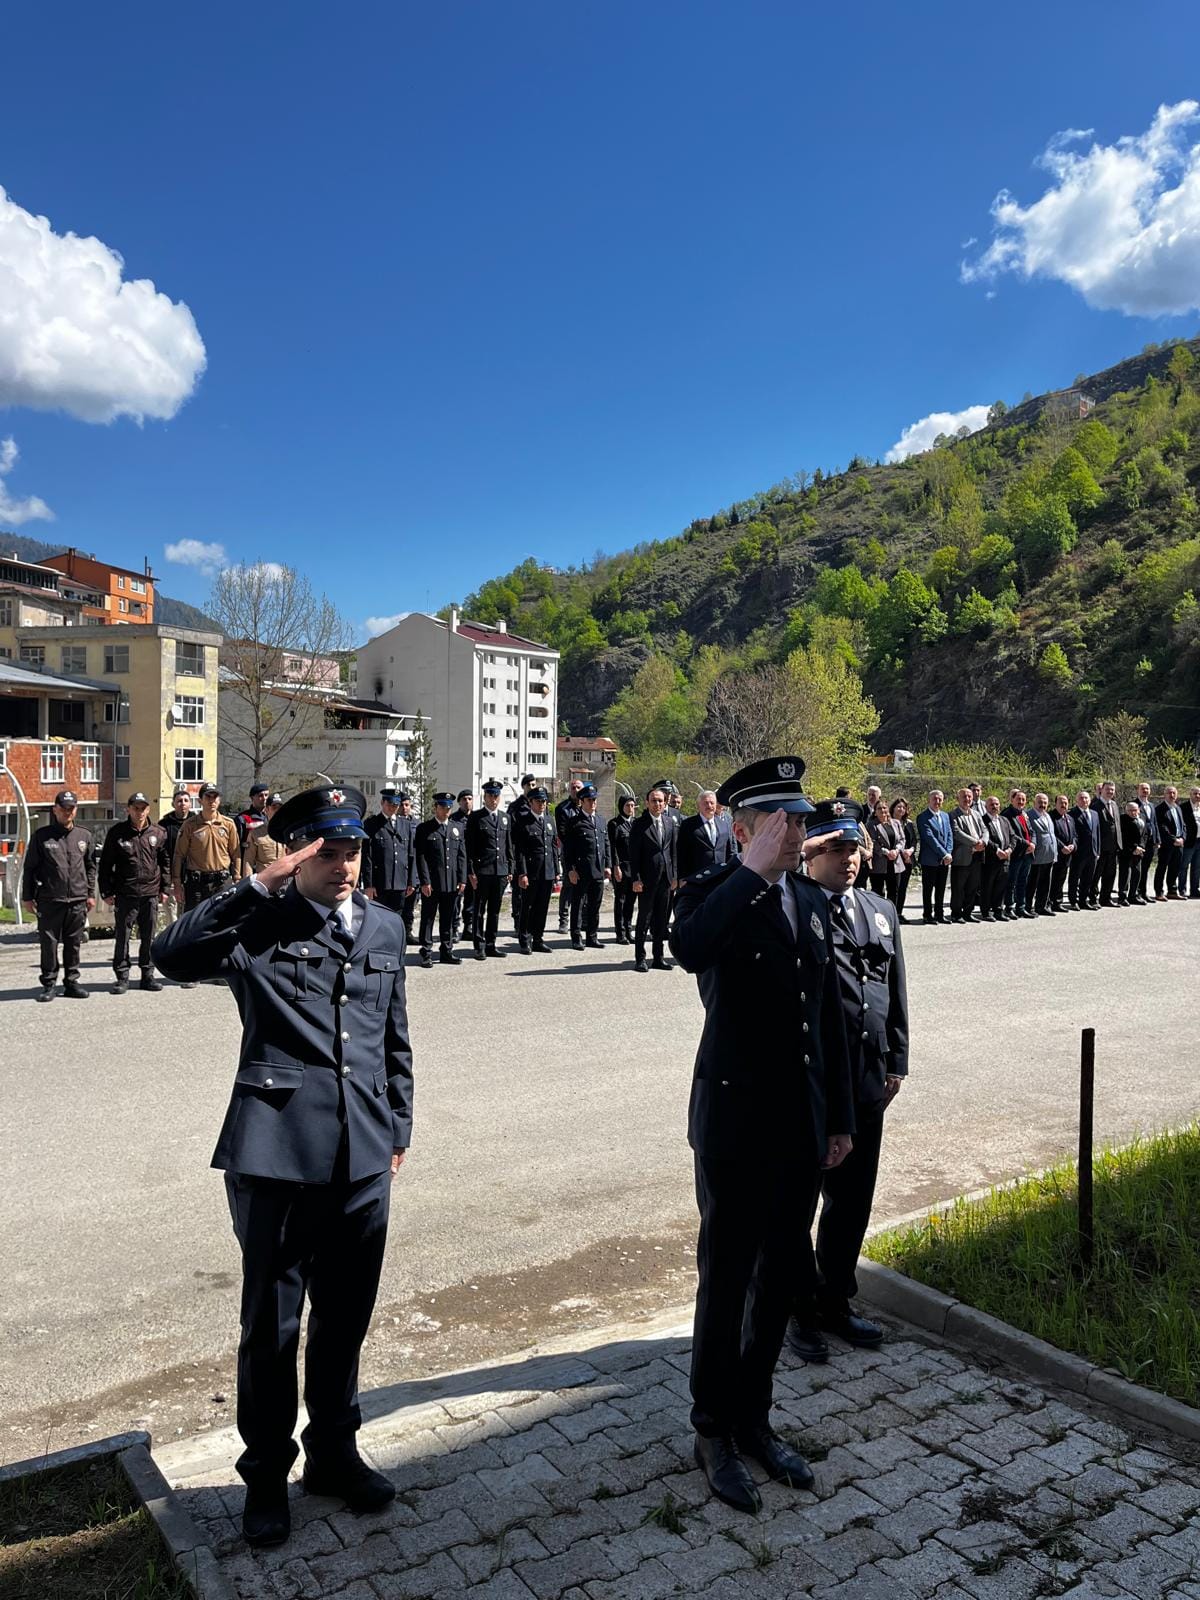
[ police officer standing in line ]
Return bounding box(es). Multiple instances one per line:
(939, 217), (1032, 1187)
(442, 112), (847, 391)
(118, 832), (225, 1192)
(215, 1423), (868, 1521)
(671, 757), (853, 1514)
(21, 790), (97, 1001)
(234, 783), (271, 850)
(507, 775), (538, 932)
(563, 783), (611, 949)
(789, 800), (908, 1362)
(465, 779), (514, 959)
(513, 787), (561, 953)
(629, 786), (679, 972)
(415, 792), (466, 968)
(607, 793), (637, 944)
(98, 791), (171, 994)
(241, 796), (286, 877)
(361, 787), (419, 936)
(554, 777), (584, 934)
(152, 785), (412, 1549)
(157, 788), (193, 929)
(450, 789), (476, 943)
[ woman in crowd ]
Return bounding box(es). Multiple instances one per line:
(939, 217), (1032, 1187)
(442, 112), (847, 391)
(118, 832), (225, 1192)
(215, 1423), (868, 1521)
(890, 796), (917, 921)
(865, 797), (903, 903)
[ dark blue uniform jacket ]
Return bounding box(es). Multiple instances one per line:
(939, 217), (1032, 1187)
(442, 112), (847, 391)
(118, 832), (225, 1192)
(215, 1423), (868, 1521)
(825, 884), (908, 1108)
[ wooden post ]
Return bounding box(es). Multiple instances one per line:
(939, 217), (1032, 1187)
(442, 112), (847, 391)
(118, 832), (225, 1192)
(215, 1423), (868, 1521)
(1078, 1027), (1095, 1271)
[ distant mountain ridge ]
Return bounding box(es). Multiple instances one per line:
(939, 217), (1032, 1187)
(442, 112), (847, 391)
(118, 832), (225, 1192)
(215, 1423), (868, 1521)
(0, 531), (220, 633)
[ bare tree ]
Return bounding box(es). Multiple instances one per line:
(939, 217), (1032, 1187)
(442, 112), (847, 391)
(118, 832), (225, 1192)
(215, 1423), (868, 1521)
(705, 665), (807, 768)
(210, 562), (351, 784)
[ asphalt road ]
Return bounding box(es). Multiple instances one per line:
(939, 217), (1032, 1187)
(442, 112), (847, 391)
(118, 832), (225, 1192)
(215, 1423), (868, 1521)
(1, 898), (1197, 1456)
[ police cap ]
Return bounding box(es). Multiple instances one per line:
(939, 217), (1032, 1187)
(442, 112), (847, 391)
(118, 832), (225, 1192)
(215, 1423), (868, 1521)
(456, 788), (473, 801)
(579, 783), (598, 799)
(520, 773), (537, 787)
(528, 787), (549, 802)
(267, 783), (368, 844)
(433, 791), (456, 808)
(482, 779), (504, 795)
(807, 797), (866, 842)
(198, 783), (221, 799)
(380, 784), (400, 798)
(714, 756), (814, 815)
(266, 792), (284, 807)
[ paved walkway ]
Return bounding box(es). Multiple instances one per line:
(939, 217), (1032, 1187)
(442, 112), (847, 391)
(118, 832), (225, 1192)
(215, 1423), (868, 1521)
(160, 1307), (1200, 1600)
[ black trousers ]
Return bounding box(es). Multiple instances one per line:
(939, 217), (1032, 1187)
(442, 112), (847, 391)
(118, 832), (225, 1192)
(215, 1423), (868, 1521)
(37, 899), (88, 986)
(921, 864), (947, 920)
(113, 894), (157, 976)
(556, 875), (576, 930)
(454, 880), (475, 940)
(691, 1152), (803, 1437)
(802, 1101), (886, 1313)
(894, 867), (913, 914)
(612, 876), (635, 937)
(867, 870), (896, 902)
(1096, 851), (1117, 903)
(472, 875), (507, 949)
(1118, 852), (1142, 901)
(1154, 842), (1181, 896)
(518, 879), (553, 946)
(634, 874), (671, 959)
(183, 871), (232, 912)
(980, 856), (1007, 914)
(1028, 861), (1052, 911)
(375, 888), (414, 937)
(417, 889), (456, 953)
(224, 1163), (390, 1486)
(1049, 856), (1071, 906)
(950, 859), (981, 918)
(1137, 846), (1157, 900)
(569, 876), (604, 939)
(1069, 854), (1097, 906)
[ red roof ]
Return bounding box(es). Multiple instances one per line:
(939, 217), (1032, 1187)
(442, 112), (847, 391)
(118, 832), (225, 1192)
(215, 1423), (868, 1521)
(557, 735), (617, 750)
(452, 620), (554, 653)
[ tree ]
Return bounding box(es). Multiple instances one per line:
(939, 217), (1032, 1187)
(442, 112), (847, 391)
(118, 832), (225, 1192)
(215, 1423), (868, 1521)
(952, 588), (996, 636)
(406, 709), (436, 819)
(867, 567), (938, 661)
(1073, 419), (1119, 474)
(211, 562), (351, 784)
(813, 564), (880, 619)
(987, 400), (1008, 426)
(1083, 711), (1150, 786)
(1168, 343), (1196, 399)
(1048, 447), (1103, 515)
(1037, 642), (1073, 688)
(1011, 492), (1077, 575)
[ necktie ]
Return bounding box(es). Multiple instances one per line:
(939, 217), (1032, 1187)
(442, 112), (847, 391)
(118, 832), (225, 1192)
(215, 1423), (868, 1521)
(328, 911), (353, 952)
(706, 820), (715, 845)
(655, 816), (662, 843)
(831, 892), (855, 941)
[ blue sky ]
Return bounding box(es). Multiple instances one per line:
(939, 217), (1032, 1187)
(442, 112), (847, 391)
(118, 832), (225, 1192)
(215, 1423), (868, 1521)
(2, 2), (1199, 638)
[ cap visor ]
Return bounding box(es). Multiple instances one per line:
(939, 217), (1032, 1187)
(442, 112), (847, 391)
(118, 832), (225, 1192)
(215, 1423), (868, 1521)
(751, 797), (815, 815)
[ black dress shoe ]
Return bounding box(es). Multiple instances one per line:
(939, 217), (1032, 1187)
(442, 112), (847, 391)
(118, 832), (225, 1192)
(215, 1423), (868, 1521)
(242, 1478), (291, 1547)
(819, 1309), (884, 1347)
(486, 945), (507, 958)
(112, 978), (129, 995)
(734, 1425), (815, 1490)
(922, 914), (935, 925)
(693, 1435), (760, 1514)
(571, 938), (584, 951)
(302, 1453), (395, 1513)
(474, 947), (487, 961)
(518, 940), (532, 954)
(585, 937), (603, 948)
(139, 974), (164, 991)
(419, 953), (433, 968)
(439, 951), (462, 965)
(36, 985), (56, 1002)
(634, 958), (649, 973)
(532, 941), (552, 953)
(785, 1319), (830, 1363)
(651, 958), (674, 971)
(63, 981), (89, 999)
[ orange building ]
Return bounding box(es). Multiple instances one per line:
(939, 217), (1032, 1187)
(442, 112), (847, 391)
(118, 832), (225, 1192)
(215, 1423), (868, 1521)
(40, 548), (156, 625)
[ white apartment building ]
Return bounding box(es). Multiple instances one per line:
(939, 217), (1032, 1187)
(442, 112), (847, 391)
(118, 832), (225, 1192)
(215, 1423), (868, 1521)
(355, 610), (558, 796)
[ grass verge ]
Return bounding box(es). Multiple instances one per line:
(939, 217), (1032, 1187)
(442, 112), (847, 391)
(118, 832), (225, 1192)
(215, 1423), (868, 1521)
(865, 1124), (1200, 1406)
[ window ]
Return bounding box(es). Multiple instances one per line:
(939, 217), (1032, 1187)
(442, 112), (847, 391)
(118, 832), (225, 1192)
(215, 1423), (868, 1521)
(104, 644), (130, 674)
(482, 676), (496, 689)
(529, 729), (549, 741)
(0, 810), (16, 839)
(527, 753), (549, 767)
(103, 694), (131, 724)
(0, 598), (12, 626)
(79, 744), (101, 784)
(40, 744), (65, 784)
(482, 726), (496, 739)
(506, 678), (518, 690)
(117, 598), (129, 613)
(115, 745), (130, 782)
(529, 705), (549, 718)
(130, 578), (146, 595)
(130, 602), (144, 617)
(506, 703), (519, 716)
(20, 644), (46, 666)
(61, 645), (87, 674)
(175, 641), (205, 676)
(175, 693), (205, 727)
(117, 575), (125, 590)
(483, 701), (496, 714)
(174, 748), (205, 782)
(0, 647), (10, 659)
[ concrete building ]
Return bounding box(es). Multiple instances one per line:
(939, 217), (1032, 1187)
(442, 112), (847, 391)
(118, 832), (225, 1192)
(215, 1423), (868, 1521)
(355, 610), (558, 797)
(0, 552), (89, 637)
(0, 659), (121, 842)
(40, 548), (156, 625)
(555, 734), (619, 813)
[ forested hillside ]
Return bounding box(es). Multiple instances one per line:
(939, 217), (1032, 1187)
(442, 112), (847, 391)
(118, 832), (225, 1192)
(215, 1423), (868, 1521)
(449, 338), (1200, 772)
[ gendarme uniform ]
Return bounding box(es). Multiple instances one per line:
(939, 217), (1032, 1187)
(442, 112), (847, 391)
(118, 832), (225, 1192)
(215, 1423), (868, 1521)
(241, 797), (286, 878)
(151, 785), (412, 1548)
(21, 790), (97, 1000)
(670, 756), (853, 1516)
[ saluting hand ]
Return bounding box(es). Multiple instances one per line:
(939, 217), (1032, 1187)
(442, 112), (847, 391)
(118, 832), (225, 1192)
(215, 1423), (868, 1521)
(741, 807), (788, 880)
(255, 836), (327, 895)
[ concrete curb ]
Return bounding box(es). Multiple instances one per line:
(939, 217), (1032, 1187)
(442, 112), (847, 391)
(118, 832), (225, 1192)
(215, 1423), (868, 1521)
(857, 1259), (1200, 1443)
(0, 1430), (233, 1599)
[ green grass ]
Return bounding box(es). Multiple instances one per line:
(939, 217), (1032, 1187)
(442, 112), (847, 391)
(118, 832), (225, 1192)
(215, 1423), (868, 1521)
(865, 1125), (1200, 1406)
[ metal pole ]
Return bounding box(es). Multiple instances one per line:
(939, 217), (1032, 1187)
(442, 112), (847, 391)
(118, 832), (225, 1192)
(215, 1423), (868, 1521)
(0, 759), (32, 927)
(1078, 1027), (1095, 1270)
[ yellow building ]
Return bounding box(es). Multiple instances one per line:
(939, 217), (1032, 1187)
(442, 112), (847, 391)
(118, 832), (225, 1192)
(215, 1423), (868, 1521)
(0, 621), (221, 815)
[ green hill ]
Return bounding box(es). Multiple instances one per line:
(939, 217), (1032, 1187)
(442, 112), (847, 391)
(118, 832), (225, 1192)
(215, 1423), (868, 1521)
(448, 338), (1200, 761)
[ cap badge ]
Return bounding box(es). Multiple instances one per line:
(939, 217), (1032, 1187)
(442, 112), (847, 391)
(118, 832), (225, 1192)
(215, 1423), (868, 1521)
(874, 910), (891, 936)
(809, 911), (823, 938)
(326, 788), (345, 805)
(832, 802), (845, 816)
(777, 761), (796, 778)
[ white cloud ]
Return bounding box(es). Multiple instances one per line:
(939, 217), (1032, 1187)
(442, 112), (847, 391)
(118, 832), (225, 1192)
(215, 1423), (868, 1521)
(0, 184), (206, 423)
(885, 404), (991, 463)
(362, 612), (409, 638)
(0, 436), (52, 525)
(165, 538), (227, 576)
(963, 101), (1200, 316)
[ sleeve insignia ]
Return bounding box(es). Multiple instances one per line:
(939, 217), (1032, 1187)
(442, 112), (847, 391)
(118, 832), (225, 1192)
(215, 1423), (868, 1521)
(809, 910), (823, 938)
(874, 910), (891, 935)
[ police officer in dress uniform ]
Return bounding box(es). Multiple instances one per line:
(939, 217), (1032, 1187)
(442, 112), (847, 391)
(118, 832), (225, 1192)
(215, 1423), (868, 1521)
(628, 785), (679, 972)
(414, 792), (466, 968)
(788, 800), (908, 1362)
(563, 783), (611, 949)
(554, 778), (584, 933)
(671, 757), (854, 1514)
(362, 786), (419, 937)
(98, 791), (172, 994)
(450, 789), (476, 942)
(513, 788), (561, 953)
(465, 779), (515, 959)
(507, 775), (538, 931)
(21, 790), (97, 1001)
(151, 785), (412, 1549)
(607, 794), (637, 944)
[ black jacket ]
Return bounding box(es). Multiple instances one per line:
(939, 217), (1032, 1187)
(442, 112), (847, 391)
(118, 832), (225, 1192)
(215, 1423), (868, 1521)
(465, 805), (515, 876)
(152, 879), (412, 1183)
(362, 813), (417, 895)
(607, 812), (635, 875)
(1156, 799), (1186, 847)
(22, 821), (97, 904)
(676, 813), (737, 880)
(514, 808), (560, 881)
(414, 817), (466, 892)
(628, 810), (678, 885)
(1091, 795), (1120, 853)
(1120, 812), (1148, 855)
(670, 862), (854, 1164)
(825, 885), (908, 1108)
(1001, 805), (1034, 858)
(99, 819), (172, 900)
(563, 810), (611, 880)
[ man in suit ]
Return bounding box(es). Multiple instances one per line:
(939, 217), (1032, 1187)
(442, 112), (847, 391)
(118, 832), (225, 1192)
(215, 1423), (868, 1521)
(555, 778), (584, 933)
(792, 799), (907, 1361)
(629, 786), (679, 972)
(1001, 790), (1034, 918)
(671, 756), (853, 1515)
(465, 779), (514, 959)
(968, 781), (988, 825)
(361, 787), (418, 937)
(1049, 794), (1077, 913)
(1134, 781), (1161, 904)
(152, 785), (412, 1548)
(607, 794), (637, 944)
(980, 795), (1014, 921)
(1068, 790), (1100, 909)
(1091, 781), (1121, 906)
(915, 790), (953, 924)
(415, 792), (467, 968)
(677, 790), (738, 880)
(563, 783), (611, 949)
(1181, 785), (1200, 899)
(513, 788), (561, 953)
(1154, 785), (1187, 901)
(948, 787), (986, 923)
(1119, 801), (1148, 905)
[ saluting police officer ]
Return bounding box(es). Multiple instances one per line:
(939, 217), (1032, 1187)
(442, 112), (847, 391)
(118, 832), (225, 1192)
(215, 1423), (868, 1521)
(21, 789), (98, 1001)
(513, 787), (561, 953)
(465, 779), (515, 959)
(607, 793), (637, 944)
(414, 792), (467, 968)
(563, 783), (611, 949)
(790, 800), (908, 1362)
(152, 785), (413, 1549)
(362, 786), (418, 936)
(98, 791), (172, 994)
(671, 757), (854, 1515)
